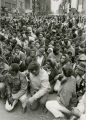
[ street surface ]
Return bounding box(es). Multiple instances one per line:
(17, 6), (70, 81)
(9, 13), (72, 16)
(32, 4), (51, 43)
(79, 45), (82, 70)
(0, 94), (56, 120)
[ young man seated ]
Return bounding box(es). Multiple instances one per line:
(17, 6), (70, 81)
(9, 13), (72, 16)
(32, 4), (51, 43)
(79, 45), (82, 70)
(5, 63), (28, 112)
(24, 61), (51, 110)
(46, 63), (77, 120)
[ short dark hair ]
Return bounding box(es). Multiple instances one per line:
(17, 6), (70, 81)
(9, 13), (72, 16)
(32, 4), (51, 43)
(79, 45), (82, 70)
(11, 63), (19, 73)
(53, 47), (59, 55)
(28, 61), (40, 72)
(62, 64), (73, 77)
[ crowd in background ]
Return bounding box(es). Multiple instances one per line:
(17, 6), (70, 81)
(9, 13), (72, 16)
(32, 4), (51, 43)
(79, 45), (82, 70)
(0, 11), (86, 120)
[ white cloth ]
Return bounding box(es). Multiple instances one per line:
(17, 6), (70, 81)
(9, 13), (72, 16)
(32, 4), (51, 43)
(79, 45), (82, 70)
(80, 114), (86, 120)
(46, 100), (70, 118)
(76, 92), (86, 114)
(54, 80), (61, 92)
(5, 93), (27, 111)
(37, 56), (44, 66)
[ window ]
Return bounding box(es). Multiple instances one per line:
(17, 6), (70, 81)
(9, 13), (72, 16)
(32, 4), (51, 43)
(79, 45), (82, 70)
(5, 2), (11, 11)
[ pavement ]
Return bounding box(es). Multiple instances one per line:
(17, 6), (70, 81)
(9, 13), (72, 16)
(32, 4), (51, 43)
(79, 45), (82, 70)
(0, 94), (57, 120)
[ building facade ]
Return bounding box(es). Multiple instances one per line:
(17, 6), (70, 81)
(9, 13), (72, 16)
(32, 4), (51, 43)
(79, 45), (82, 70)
(39, 0), (51, 15)
(65, 0), (86, 14)
(1, 0), (17, 11)
(17, 0), (25, 11)
(32, 0), (51, 15)
(1, 0), (26, 13)
(58, 0), (86, 15)
(0, 0), (1, 17)
(25, 0), (32, 10)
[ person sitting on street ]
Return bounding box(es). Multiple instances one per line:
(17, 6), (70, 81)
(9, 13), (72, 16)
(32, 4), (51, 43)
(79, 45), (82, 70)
(5, 63), (28, 112)
(24, 61), (51, 111)
(46, 64), (77, 120)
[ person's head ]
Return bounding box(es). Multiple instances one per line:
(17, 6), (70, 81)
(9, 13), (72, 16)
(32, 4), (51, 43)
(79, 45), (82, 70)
(28, 62), (40, 76)
(39, 33), (43, 40)
(9, 63), (19, 75)
(35, 42), (40, 49)
(30, 49), (36, 57)
(53, 47), (59, 55)
(15, 48), (20, 55)
(29, 41), (35, 48)
(68, 51), (72, 58)
(46, 58), (56, 69)
(13, 56), (20, 64)
(60, 55), (67, 64)
(38, 48), (45, 56)
(47, 48), (53, 54)
(75, 62), (86, 76)
(62, 63), (73, 77)
(14, 45), (22, 54)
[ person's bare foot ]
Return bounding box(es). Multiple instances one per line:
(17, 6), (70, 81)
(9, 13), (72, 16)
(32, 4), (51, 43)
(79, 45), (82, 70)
(22, 106), (27, 113)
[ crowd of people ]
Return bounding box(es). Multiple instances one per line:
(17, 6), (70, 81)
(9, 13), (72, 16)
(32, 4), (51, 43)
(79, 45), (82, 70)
(0, 11), (86, 120)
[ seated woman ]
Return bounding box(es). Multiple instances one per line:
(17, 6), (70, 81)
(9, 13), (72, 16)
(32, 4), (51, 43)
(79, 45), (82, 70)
(46, 64), (77, 120)
(5, 63), (28, 112)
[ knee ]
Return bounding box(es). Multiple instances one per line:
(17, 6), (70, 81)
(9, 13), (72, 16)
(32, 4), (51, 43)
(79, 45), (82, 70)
(0, 82), (5, 90)
(46, 101), (51, 109)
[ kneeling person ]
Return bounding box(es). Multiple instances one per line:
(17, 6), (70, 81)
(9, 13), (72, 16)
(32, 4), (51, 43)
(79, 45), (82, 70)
(5, 63), (28, 112)
(24, 61), (51, 110)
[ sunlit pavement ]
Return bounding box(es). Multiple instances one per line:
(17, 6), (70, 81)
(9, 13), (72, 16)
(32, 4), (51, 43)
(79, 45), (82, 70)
(0, 94), (56, 120)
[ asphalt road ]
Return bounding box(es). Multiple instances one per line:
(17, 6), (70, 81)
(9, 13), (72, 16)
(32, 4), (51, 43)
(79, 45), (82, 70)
(0, 94), (56, 120)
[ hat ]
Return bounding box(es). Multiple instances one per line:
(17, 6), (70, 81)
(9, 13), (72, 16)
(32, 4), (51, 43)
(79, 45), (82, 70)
(77, 62), (86, 72)
(78, 54), (86, 61)
(48, 48), (53, 52)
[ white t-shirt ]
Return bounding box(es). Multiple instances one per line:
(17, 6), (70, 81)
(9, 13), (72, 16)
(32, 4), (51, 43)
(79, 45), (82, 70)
(37, 56), (44, 66)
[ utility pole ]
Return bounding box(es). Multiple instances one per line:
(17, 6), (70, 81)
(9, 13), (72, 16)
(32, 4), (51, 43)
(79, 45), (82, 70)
(0, 0), (1, 29)
(32, 0), (36, 15)
(0, 0), (1, 17)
